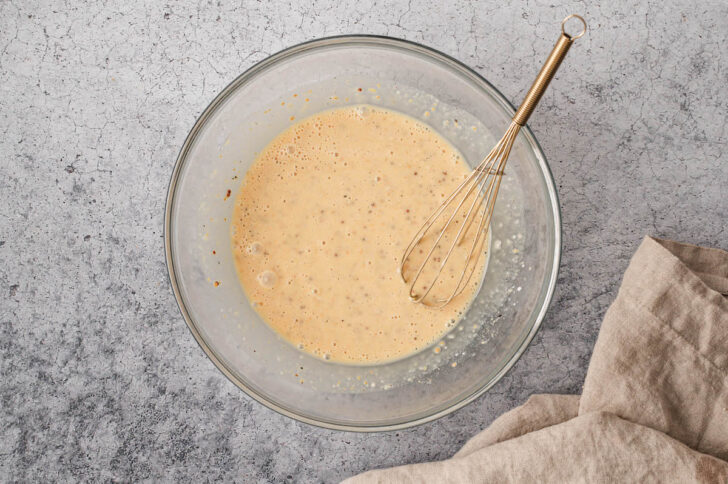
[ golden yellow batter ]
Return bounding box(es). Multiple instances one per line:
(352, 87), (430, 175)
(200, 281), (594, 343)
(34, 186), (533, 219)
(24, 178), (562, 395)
(231, 105), (484, 363)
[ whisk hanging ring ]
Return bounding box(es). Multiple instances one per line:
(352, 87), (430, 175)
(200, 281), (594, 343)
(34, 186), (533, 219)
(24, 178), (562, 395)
(561, 14), (587, 40)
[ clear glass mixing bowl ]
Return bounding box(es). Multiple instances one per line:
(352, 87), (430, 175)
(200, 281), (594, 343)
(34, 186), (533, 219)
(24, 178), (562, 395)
(165, 36), (561, 431)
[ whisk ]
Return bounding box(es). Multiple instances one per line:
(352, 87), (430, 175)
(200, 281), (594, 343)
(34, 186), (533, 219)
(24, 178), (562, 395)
(400, 14), (586, 307)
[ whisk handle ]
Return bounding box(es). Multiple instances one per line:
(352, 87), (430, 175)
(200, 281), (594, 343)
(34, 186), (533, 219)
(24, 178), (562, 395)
(512, 14), (586, 126)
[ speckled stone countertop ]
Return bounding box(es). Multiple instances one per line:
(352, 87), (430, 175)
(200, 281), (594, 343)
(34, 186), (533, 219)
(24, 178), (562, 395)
(1, 1), (727, 481)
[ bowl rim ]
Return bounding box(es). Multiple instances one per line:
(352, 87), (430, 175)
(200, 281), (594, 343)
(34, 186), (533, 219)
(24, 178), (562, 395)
(164, 34), (562, 432)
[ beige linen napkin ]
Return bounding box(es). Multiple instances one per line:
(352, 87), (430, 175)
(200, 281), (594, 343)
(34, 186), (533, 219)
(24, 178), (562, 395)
(345, 237), (728, 483)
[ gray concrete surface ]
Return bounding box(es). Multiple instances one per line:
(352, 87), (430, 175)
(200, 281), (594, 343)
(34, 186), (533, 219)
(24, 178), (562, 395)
(1, 0), (726, 481)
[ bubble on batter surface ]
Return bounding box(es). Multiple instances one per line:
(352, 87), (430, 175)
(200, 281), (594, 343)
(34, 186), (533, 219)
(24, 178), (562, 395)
(257, 270), (277, 288)
(354, 105), (369, 118)
(246, 241), (263, 255)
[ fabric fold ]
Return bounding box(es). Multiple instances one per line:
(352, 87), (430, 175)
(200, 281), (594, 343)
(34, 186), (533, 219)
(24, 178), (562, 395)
(346, 413), (728, 483)
(454, 394), (579, 459)
(580, 237), (728, 460)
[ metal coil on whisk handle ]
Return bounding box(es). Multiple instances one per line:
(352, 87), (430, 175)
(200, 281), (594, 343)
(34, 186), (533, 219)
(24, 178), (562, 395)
(399, 15), (586, 307)
(513, 14), (587, 126)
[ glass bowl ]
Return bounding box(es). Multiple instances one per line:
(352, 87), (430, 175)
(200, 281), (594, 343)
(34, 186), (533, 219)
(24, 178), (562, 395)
(165, 36), (560, 431)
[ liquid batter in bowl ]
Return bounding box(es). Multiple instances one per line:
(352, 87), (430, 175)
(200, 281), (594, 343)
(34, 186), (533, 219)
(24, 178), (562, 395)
(231, 105), (487, 363)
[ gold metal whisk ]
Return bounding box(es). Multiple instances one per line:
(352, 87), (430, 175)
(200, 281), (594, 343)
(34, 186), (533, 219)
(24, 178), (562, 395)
(400, 15), (586, 307)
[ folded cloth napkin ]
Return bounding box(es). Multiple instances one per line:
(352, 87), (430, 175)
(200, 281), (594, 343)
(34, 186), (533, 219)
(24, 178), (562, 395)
(345, 237), (728, 483)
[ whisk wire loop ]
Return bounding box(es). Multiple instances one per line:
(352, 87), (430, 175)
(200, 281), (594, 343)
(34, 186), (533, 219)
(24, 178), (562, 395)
(400, 15), (585, 306)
